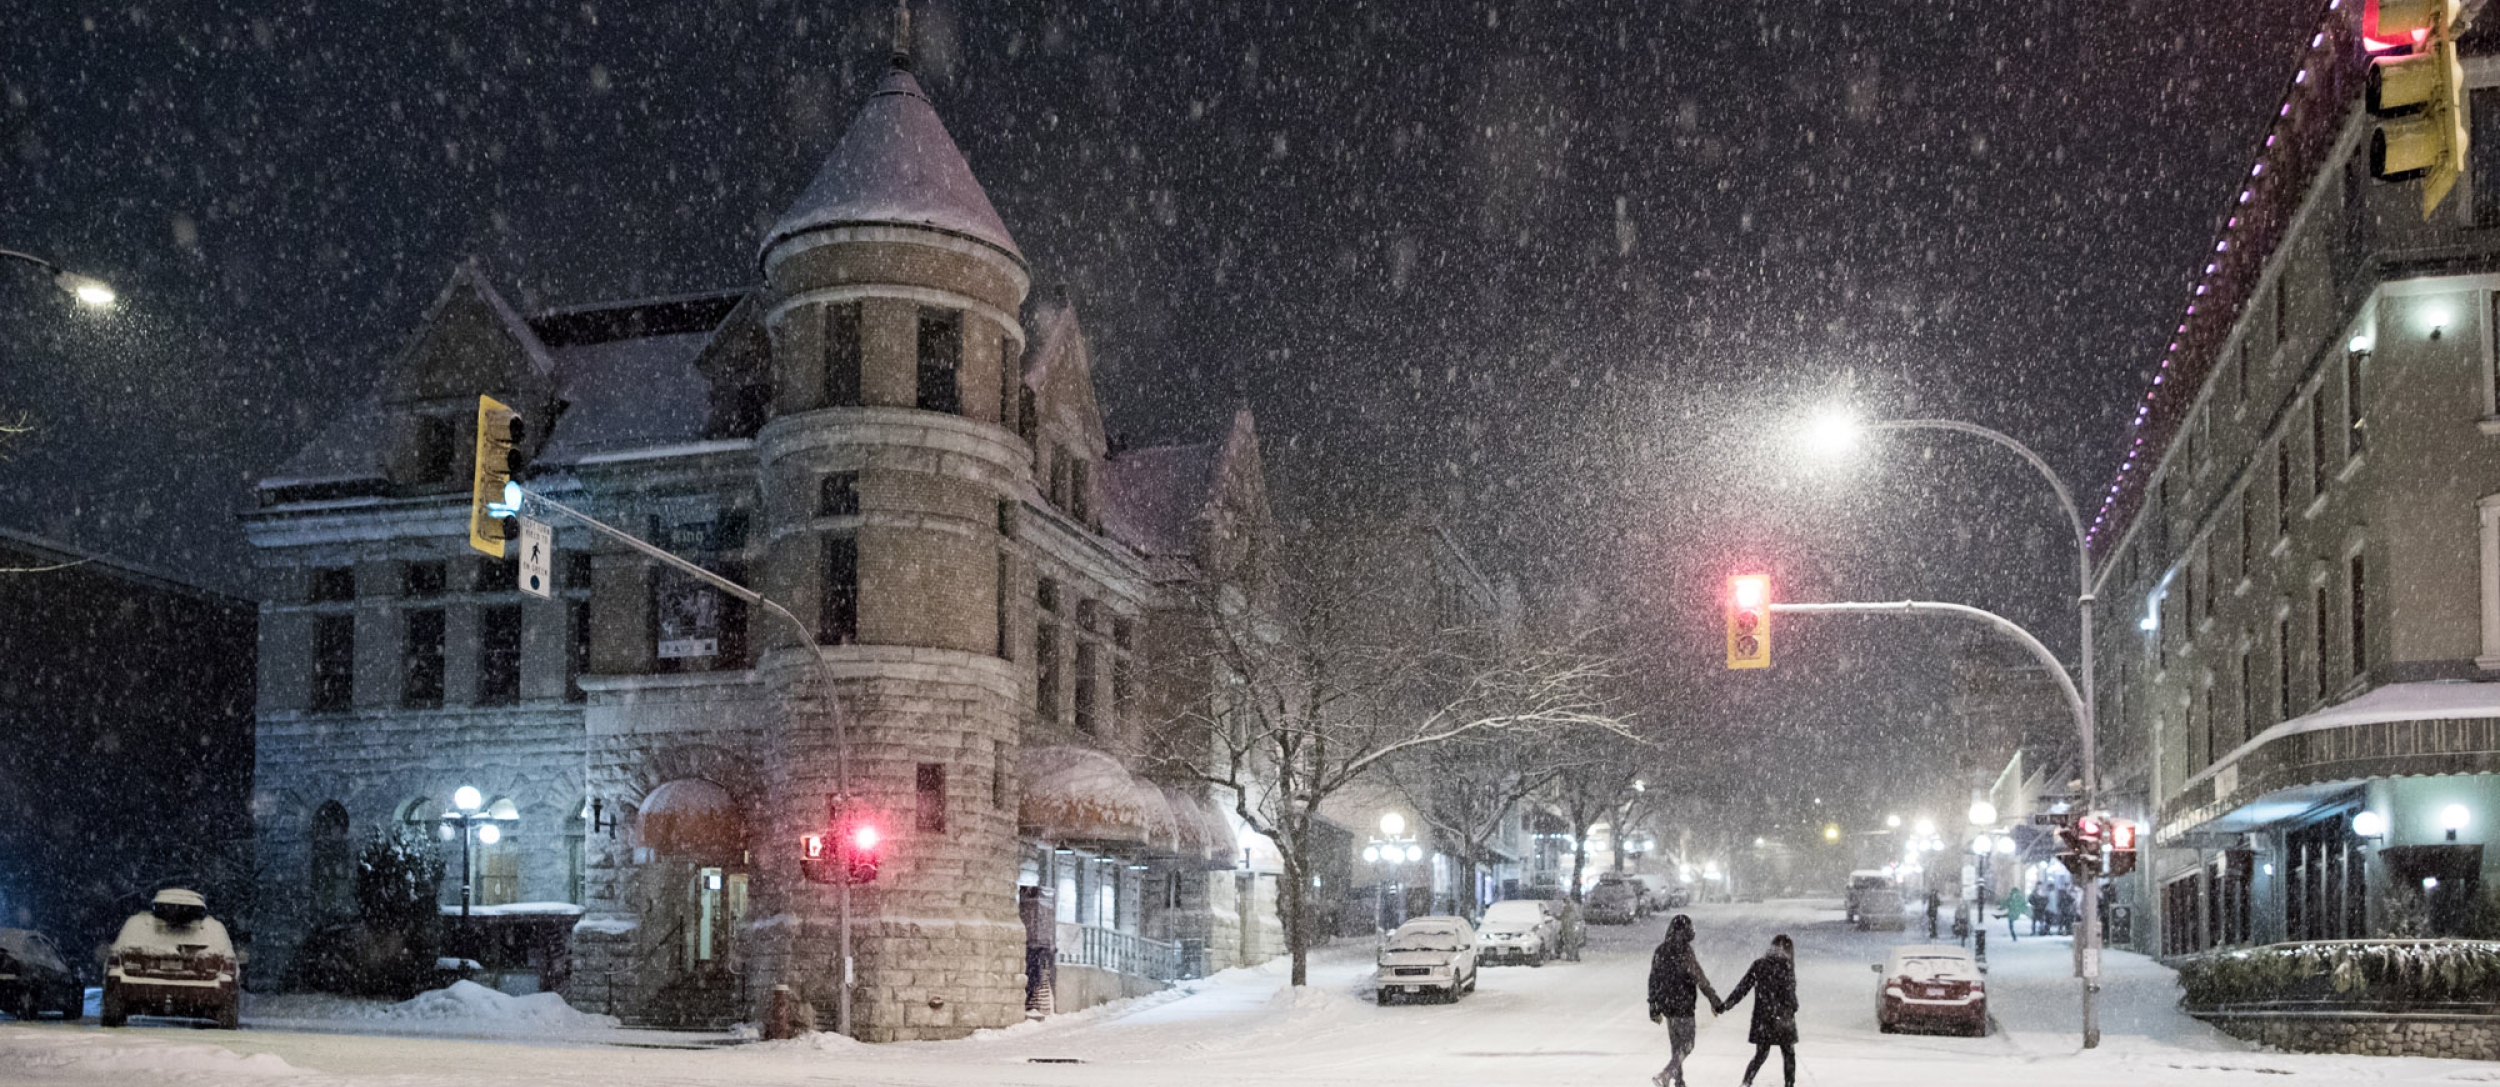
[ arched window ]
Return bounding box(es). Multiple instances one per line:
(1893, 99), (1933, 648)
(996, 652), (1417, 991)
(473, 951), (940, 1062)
(310, 801), (351, 919)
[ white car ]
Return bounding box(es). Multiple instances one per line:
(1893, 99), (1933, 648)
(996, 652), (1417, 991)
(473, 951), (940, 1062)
(103, 889), (239, 1029)
(1374, 916), (1477, 1004)
(1475, 900), (1559, 966)
(1874, 944), (1987, 1035)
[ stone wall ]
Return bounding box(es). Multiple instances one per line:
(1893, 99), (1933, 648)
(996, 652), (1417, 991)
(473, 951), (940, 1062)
(2198, 1010), (2500, 1059)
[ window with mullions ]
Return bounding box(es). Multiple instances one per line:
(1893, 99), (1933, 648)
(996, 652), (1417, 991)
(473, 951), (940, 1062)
(311, 566), (357, 603)
(2349, 552), (2368, 681)
(312, 614), (355, 712)
(917, 308), (962, 415)
(479, 604), (522, 705)
(403, 609), (445, 709)
(821, 535), (858, 645)
(820, 472), (860, 517)
(2473, 87), (2500, 226)
(404, 560), (446, 598)
(2313, 582), (2331, 705)
(826, 302), (863, 408)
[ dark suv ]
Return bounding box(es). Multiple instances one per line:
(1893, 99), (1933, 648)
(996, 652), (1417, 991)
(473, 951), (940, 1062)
(0, 928), (84, 1021)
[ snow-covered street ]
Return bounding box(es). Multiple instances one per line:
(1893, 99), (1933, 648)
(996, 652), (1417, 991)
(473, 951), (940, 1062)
(6, 901), (2493, 1086)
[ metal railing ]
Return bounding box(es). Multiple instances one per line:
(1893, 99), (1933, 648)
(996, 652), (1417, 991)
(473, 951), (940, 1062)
(1057, 922), (1181, 981)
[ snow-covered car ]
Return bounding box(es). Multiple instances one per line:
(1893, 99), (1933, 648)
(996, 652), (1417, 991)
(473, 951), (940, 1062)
(1373, 916), (1477, 1004)
(0, 928), (84, 1021)
(1584, 874), (1641, 925)
(1629, 874), (1675, 915)
(102, 889), (239, 1029)
(1475, 899), (1559, 966)
(1874, 944), (1986, 1036)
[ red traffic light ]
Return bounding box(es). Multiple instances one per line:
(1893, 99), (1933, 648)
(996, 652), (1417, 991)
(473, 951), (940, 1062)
(2075, 816), (2103, 841)
(2111, 820), (2137, 851)
(852, 824), (881, 852)
(1726, 574), (1772, 670)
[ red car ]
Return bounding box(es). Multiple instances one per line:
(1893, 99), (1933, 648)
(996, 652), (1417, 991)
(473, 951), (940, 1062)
(1873, 944), (1986, 1036)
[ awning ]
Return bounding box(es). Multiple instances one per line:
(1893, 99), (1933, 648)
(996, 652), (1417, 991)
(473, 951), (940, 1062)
(636, 779), (745, 861)
(1159, 785), (1242, 862)
(2161, 681), (2500, 842)
(1020, 746), (1180, 848)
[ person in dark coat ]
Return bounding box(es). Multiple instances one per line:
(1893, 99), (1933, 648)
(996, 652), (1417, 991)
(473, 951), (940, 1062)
(2029, 886), (2050, 936)
(2056, 885), (2081, 937)
(1644, 915), (1720, 1087)
(1720, 934), (1798, 1087)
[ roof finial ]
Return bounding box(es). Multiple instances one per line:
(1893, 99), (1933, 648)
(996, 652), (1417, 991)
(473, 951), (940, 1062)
(891, 1), (913, 71)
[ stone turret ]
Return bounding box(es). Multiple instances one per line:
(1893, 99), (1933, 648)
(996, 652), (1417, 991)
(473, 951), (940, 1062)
(748, 57), (1033, 1040)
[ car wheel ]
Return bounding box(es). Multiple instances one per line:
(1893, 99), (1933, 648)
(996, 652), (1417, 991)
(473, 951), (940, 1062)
(214, 995), (240, 1031)
(1527, 948), (1544, 968)
(56, 991), (82, 1022)
(99, 982), (125, 1028)
(1376, 990), (1393, 1006)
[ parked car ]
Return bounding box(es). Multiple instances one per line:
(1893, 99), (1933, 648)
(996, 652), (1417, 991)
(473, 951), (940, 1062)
(1629, 874), (1676, 915)
(1874, 944), (1987, 1036)
(102, 889), (239, 1029)
(1584, 874), (1641, 925)
(1373, 916), (1477, 1004)
(0, 928), (84, 1021)
(1845, 870), (1894, 926)
(1475, 900), (1560, 966)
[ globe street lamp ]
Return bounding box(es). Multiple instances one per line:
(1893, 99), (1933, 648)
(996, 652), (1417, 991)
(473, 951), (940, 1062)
(1969, 801), (1998, 827)
(1365, 813), (1423, 930)
(1810, 409), (2106, 1048)
(441, 786), (489, 957)
(1, 248), (117, 309)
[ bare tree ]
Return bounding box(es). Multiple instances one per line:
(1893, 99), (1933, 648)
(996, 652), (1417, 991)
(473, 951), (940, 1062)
(1157, 577), (1627, 986)
(1555, 729), (1654, 902)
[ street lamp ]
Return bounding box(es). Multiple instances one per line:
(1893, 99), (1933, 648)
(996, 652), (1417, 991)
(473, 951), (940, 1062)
(2444, 804), (2471, 842)
(1805, 409), (2107, 1049)
(441, 787), (486, 956)
(1365, 813), (1422, 929)
(1, 248), (116, 309)
(1885, 814), (1902, 829)
(1969, 801), (1998, 827)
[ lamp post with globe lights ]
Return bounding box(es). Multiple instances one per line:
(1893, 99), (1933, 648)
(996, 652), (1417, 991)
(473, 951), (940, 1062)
(1810, 409), (2107, 1048)
(1362, 813), (1424, 931)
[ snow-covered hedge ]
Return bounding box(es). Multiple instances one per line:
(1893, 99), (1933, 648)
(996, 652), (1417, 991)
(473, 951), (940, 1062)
(2177, 940), (2500, 1011)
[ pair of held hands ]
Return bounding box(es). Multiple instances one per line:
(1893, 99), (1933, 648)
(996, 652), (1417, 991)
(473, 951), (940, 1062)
(1649, 999), (1725, 1023)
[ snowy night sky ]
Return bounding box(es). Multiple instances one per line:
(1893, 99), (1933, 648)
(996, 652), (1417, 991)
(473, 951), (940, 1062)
(2, 0), (2315, 829)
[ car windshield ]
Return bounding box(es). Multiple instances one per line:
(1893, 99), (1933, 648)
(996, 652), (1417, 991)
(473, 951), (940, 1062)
(1896, 956), (1972, 980)
(1388, 927), (1466, 951)
(1482, 902), (1544, 925)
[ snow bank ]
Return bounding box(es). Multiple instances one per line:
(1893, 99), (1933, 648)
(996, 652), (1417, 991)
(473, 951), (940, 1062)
(1, 1031), (309, 1079)
(384, 980), (618, 1031)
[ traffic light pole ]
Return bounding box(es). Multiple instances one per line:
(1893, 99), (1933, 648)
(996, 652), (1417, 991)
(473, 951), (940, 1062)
(1860, 417), (2102, 1049)
(1772, 597), (2099, 1047)
(515, 488), (859, 1039)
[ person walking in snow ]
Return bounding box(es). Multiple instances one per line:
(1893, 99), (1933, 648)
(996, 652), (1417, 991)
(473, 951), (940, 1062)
(1720, 933), (1799, 1087)
(2028, 886), (2050, 936)
(2056, 885), (2080, 937)
(1999, 886), (2029, 942)
(1645, 915), (1720, 1087)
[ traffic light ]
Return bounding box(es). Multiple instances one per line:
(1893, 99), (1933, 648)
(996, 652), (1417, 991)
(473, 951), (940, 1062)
(2367, 0), (2467, 217)
(468, 394), (529, 557)
(1726, 574), (1771, 670)
(2107, 820), (2139, 878)
(843, 821), (883, 884)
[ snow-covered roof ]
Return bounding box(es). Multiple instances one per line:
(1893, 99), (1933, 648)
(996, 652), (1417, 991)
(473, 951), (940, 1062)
(539, 332), (716, 463)
(760, 64), (1022, 266)
(1100, 441), (1221, 558)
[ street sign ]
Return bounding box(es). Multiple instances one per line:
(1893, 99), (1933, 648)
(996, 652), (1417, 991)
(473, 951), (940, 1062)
(519, 517), (552, 599)
(2031, 812), (2078, 827)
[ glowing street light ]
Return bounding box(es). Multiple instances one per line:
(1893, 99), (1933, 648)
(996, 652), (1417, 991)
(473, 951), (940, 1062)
(1968, 801), (1998, 826)
(1885, 814), (1902, 829)
(2444, 804), (2472, 842)
(2, 248), (117, 309)
(1823, 823), (1841, 843)
(1804, 407), (1862, 457)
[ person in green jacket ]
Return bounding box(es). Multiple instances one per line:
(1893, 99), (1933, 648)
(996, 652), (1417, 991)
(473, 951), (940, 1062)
(1998, 886), (2030, 942)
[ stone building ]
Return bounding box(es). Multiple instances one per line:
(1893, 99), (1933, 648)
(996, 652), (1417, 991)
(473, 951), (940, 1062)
(242, 56), (1281, 1039)
(2086, 5), (2500, 955)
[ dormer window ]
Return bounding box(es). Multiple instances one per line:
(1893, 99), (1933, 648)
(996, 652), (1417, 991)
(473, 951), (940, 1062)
(416, 415), (456, 483)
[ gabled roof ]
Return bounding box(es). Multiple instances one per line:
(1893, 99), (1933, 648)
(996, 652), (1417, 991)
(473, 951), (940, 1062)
(760, 64), (1022, 266)
(1099, 441), (1221, 558)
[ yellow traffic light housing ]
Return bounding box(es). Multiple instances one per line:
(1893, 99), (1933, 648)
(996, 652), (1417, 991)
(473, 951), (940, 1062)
(468, 394), (527, 557)
(2367, 0), (2468, 217)
(1726, 573), (1771, 670)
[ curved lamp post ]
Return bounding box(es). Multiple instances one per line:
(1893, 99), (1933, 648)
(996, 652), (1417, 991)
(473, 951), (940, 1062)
(1, 248), (116, 308)
(1810, 411), (2104, 1048)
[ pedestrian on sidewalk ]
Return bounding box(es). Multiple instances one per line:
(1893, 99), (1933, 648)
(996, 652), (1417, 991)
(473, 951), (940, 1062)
(1999, 886), (2029, 942)
(2028, 886), (2049, 936)
(1644, 915), (1720, 1087)
(1719, 933), (1798, 1087)
(1020, 885), (1056, 1017)
(2056, 885), (2080, 937)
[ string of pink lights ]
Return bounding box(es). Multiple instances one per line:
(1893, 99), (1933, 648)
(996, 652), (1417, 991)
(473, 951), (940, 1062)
(2087, 0), (2412, 554)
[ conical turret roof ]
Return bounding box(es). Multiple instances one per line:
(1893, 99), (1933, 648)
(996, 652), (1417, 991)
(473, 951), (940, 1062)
(760, 64), (1023, 266)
